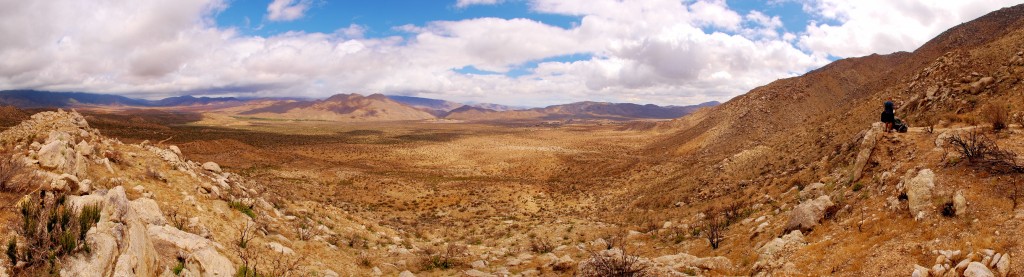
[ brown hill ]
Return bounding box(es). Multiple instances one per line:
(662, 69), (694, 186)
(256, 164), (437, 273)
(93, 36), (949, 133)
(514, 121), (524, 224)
(0, 105), (28, 127)
(604, 4), (1024, 275)
(644, 4), (1024, 186)
(238, 93), (437, 121)
(445, 101), (719, 121)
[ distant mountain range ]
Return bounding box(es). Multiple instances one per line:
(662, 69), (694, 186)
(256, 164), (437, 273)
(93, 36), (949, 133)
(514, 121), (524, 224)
(238, 93), (436, 121)
(386, 95), (525, 115)
(0, 90), (718, 122)
(0, 90), (242, 108)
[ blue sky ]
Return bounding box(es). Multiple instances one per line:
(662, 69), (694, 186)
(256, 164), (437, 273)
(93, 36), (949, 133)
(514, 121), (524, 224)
(216, 0), (818, 43)
(217, 0), (583, 37)
(2, 0), (1020, 106)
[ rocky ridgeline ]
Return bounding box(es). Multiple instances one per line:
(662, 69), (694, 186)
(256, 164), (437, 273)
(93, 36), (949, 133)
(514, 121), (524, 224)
(913, 249), (1011, 277)
(0, 110), (263, 276)
(902, 49), (1023, 115)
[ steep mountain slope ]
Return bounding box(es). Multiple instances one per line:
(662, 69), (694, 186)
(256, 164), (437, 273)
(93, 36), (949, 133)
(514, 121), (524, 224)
(446, 101), (719, 121)
(604, 4), (1024, 276)
(442, 105), (500, 120)
(238, 93), (437, 121)
(386, 95), (463, 116)
(645, 4), (1024, 191)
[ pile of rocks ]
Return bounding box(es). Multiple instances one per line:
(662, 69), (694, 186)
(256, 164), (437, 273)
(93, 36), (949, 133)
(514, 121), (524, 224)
(913, 249), (1011, 277)
(752, 230), (807, 276)
(0, 110), (238, 276)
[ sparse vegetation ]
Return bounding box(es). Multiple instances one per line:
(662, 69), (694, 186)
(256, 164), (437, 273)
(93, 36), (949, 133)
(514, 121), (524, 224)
(578, 248), (652, 277)
(0, 152), (32, 193)
(172, 257), (185, 275)
(945, 130), (1022, 173)
(418, 244), (466, 271)
(229, 200), (256, 218)
(982, 104), (1010, 132)
(294, 217), (322, 241)
(702, 209), (727, 250)
(357, 252), (374, 267)
(166, 207), (192, 233)
(145, 167), (165, 182)
(9, 191), (103, 275)
(6, 238), (17, 267)
(103, 149), (124, 164)
(529, 236), (555, 254)
(920, 116), (936, 133)
(941, 200), (956, 217)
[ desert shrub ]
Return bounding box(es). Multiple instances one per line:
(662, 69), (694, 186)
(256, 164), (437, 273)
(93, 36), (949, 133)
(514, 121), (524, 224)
(982, 104), (1010, 132)
(10, 192), (102, 274)
(145, 167), (165, 182)
(418, 244), (466, 270)
(946, 130), (994, 160)
(529, 237), (555, 254)
(230, 220), (305, 277)
(357, 252), (374, 267)
(823, 204), (842, 221)
(702, 209), (727, 250)
(259, 250), (305, 277)
(0, 153), (32, 193)
(945, 130), (1022, 173)
(172, 257), (185, 275)
(294, 217), (322, 241)
(346, 233), (368, 249)
(919, 116), (936, 133)
(578, 248), (652, 277)
(941, 200), (956, 217)
(722, 201), (750, 226)
(232, 222), (259, 274)
(103, 150), (124, 164)
(229, 201), (255, 218)
(166, 207), (192, 233)
(6, 238), (16, 267)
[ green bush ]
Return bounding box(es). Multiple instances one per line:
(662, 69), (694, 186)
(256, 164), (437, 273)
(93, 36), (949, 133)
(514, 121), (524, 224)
(228, 201), (255, 218)
(11, 192), (101, 274)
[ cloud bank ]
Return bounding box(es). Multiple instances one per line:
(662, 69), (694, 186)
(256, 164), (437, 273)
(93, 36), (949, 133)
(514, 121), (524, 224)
(0, 0), (1019, 106)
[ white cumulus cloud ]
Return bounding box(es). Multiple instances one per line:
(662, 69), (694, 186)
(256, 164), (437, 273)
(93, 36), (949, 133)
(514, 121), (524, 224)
(0, 0), (1020, 106)
(267, 0), (312, 22)
(455, 0), (504, 8)
(796, 0), (1024, 57)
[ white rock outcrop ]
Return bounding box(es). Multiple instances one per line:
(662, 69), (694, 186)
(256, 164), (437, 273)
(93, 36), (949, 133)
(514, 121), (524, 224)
(785, 195), (835, 231)
(906, 169), (936, 220)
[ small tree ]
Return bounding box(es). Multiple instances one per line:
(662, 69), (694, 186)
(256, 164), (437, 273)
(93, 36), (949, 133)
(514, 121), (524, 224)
(702, 209), (726, 250)
(233, 221), (259, 276)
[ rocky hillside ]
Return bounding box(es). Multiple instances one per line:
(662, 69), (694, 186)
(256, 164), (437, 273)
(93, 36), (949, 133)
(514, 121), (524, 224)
(596, 4), (1024, 276)
(0, 110), (414, 276)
